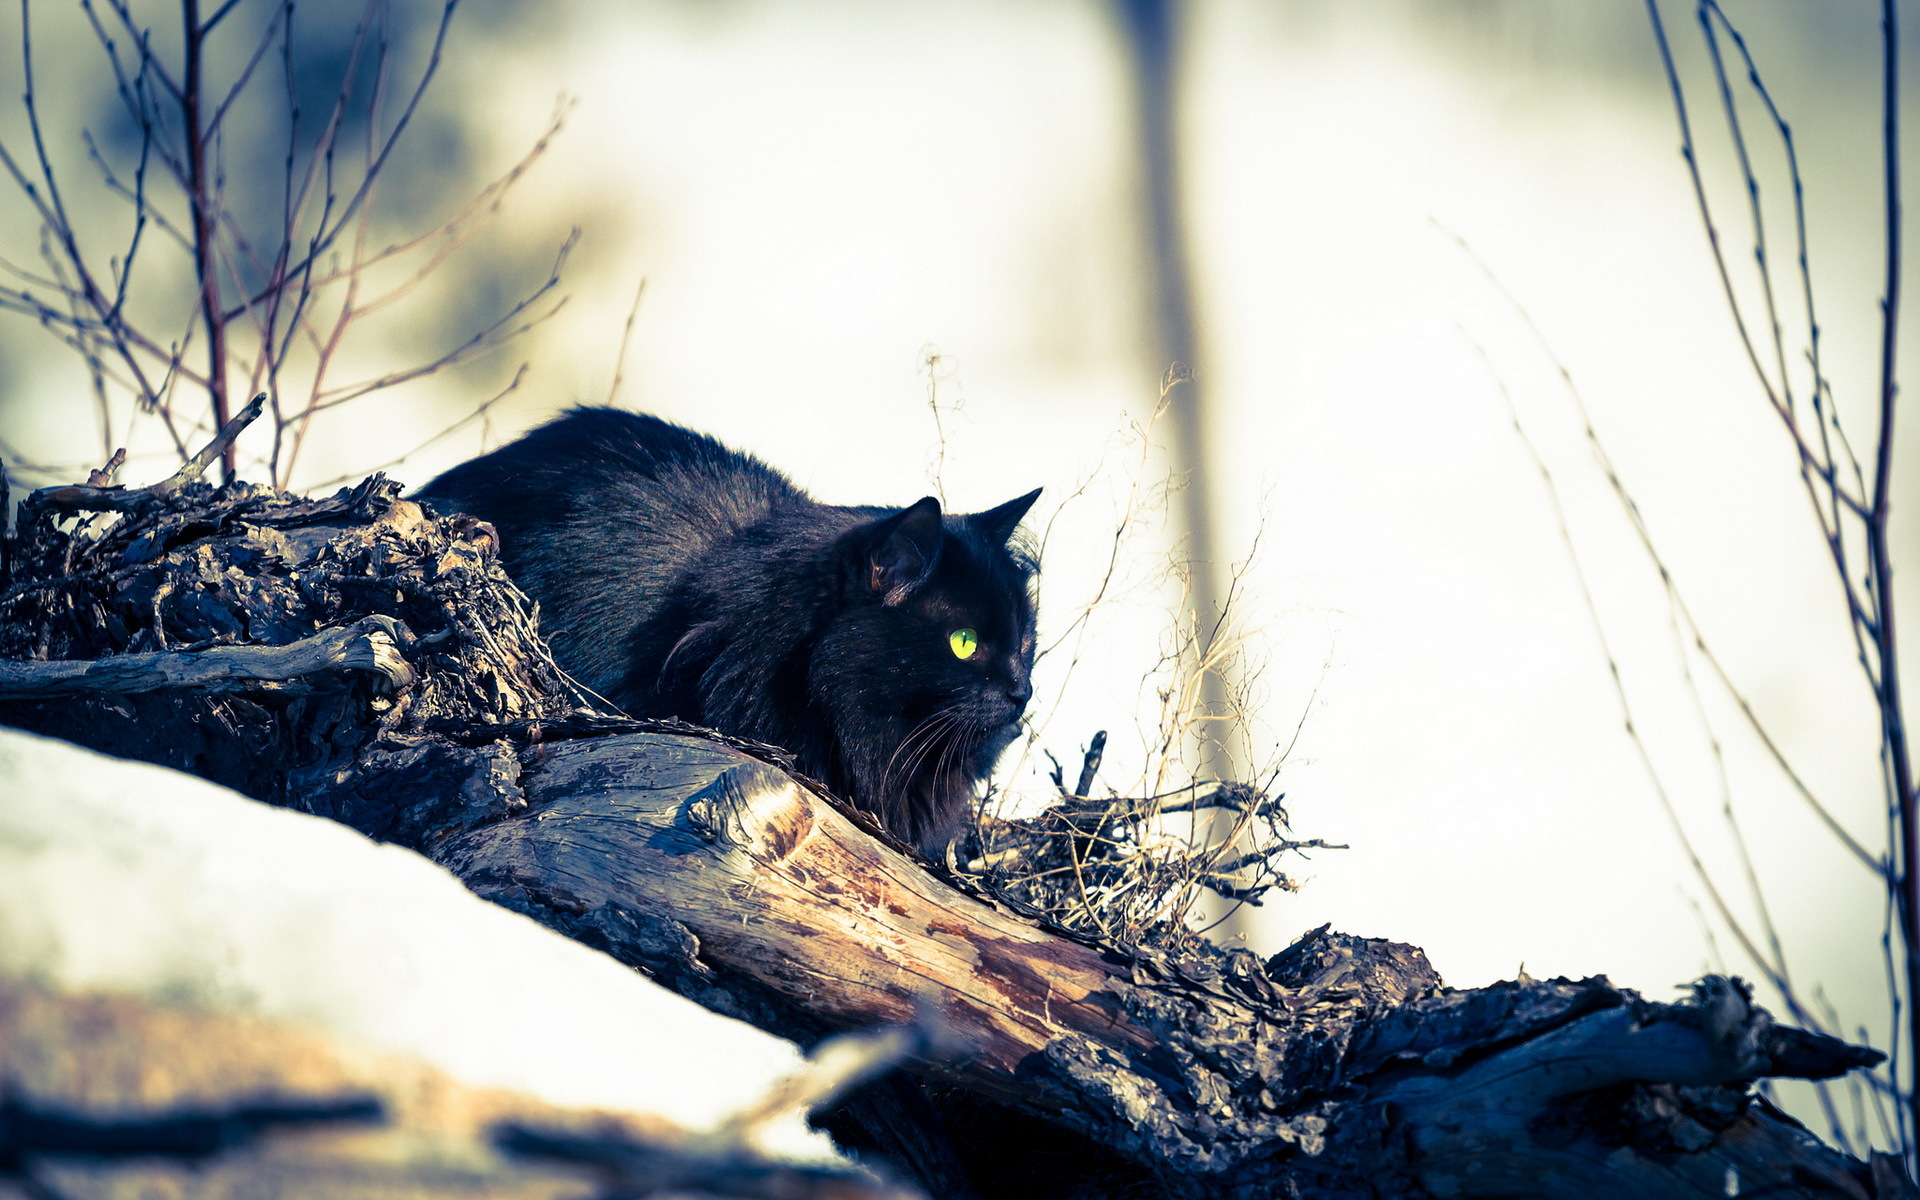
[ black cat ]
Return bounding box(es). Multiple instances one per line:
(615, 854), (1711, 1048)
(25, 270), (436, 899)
(416, 407), (1040, 853)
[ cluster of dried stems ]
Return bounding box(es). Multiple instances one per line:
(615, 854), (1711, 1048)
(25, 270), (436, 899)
(1451, 0), (1911, 1166)
(0, 0), (567, 493)
(953, 372), (1337, 952)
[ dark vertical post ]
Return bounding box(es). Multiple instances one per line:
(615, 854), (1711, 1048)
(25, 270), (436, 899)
(1116, 0), (1244, 937)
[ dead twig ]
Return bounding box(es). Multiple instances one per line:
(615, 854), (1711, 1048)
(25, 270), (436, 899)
(0, 614), (414, 696)
(28, 392), (266, 513)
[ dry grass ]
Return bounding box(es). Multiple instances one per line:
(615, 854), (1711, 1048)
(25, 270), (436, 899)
(957, 371), (1339, 952)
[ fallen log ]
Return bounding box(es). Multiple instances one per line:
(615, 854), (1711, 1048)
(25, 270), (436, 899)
(0, 465), (1896, 1198)
(434, 727), (1881, 1198)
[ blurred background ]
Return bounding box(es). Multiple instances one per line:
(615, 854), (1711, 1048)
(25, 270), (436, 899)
(0, 0), (1905, 1151)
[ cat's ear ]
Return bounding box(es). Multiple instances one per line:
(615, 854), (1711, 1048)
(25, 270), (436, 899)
(969, 487), (1042, 545)
(864, 496), (944, 603)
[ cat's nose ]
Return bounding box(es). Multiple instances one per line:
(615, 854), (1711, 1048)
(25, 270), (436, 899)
(1006, 680), (1032, 707)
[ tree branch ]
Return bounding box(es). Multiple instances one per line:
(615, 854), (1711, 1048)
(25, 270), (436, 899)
(26, 392), (264, 513)
(0, 614), (413, 697)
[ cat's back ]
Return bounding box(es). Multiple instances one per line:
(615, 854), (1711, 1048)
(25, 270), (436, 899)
(415, 407), (805, 693)
(422, 407), (794, 524)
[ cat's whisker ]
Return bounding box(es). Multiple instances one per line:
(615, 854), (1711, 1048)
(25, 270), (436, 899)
(889, 706), (959, 771)
(882, 708), (961, 799)
(879, 718), (938, 795)
(883, 705), (973, 803)
(928, 718), (979, 786)
(932, 722), (991, 836)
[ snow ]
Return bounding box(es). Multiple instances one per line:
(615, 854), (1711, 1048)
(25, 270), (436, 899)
(0, 726), (832, 1158)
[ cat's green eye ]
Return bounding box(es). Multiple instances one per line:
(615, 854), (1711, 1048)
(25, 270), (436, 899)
(949, 628), (979, 660)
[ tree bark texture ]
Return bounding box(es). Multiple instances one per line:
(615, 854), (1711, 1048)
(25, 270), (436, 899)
(0, 473), (1896, 1199)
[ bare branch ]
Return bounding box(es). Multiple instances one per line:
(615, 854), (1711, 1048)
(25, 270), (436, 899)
(207, 2), (289, 135)
(181, 0), (235, 479)
(306, 229), (576, 416)
(0, 614), (414, 697)
(607, 275), (647, 406)
(199, 0), (246, 36)
(300, 364), (528, 493)
(233, 0), (461, 311)
(28, 393), (265, 513)
(1442, 220), (1879, 873)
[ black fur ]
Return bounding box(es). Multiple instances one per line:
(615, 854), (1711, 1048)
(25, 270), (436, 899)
(416, 407), (1040, 853)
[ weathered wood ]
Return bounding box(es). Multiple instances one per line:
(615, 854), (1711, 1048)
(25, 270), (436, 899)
(1374, 980), (1877, 1198)
(441, 736), (1160, 1117)
(22, 394), (266, 515)
(0, 614), (413, 697)
(437, 730), (1885, 1198)
(0, 476), (576, 836)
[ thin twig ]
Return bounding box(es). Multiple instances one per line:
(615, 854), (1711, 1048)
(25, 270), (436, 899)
(607, 276), (648, 405)
(1461, 324), (1856, 1145)
(1441, 219), (1878, 872)
(1869, 0), (1918, 1154)
(301, 366), (528, 493)
(181, 0), (234, 480)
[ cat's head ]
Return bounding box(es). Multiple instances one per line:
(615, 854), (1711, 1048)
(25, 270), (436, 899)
(809, 489), (1042, 843)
